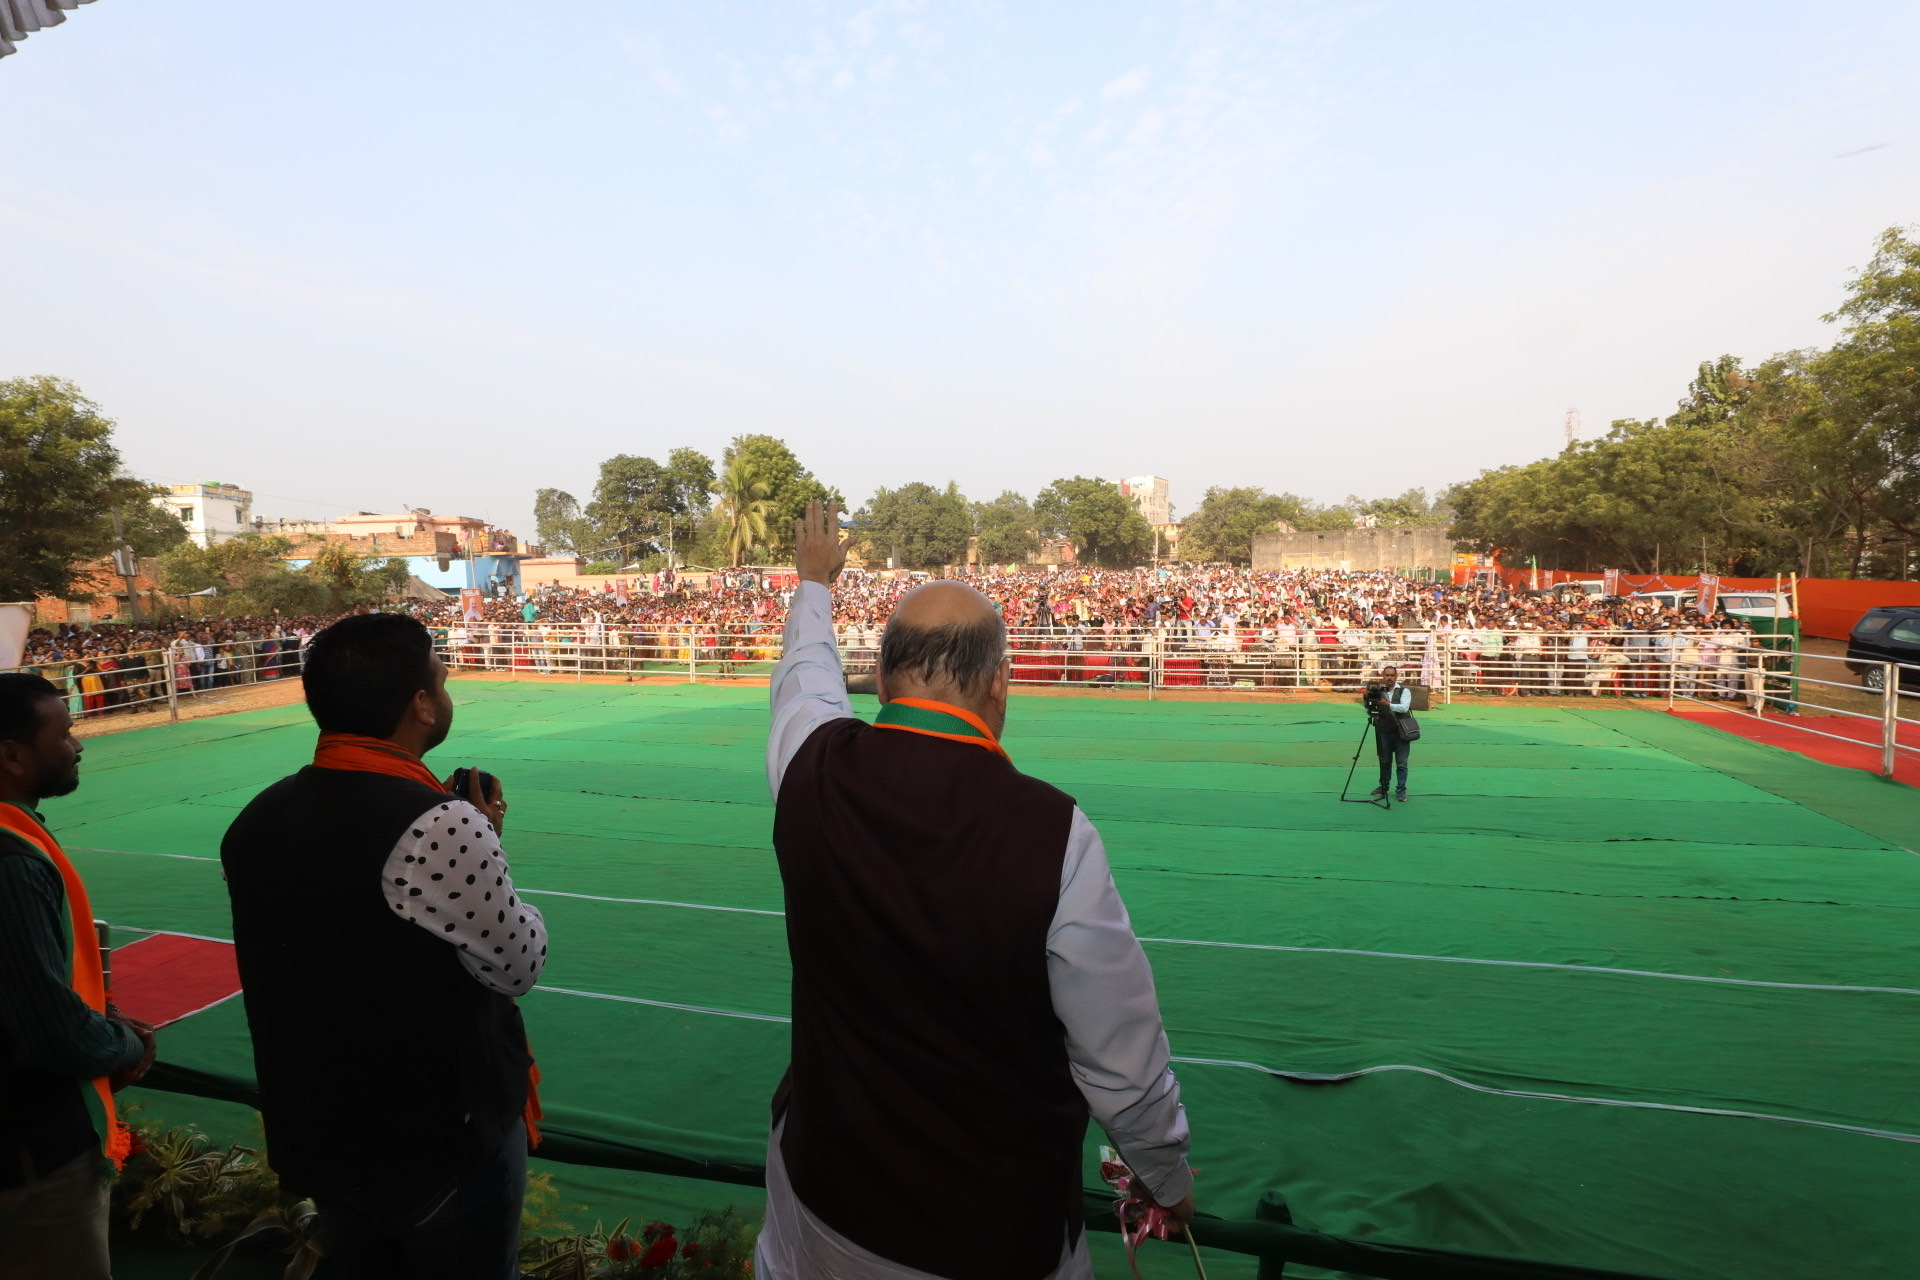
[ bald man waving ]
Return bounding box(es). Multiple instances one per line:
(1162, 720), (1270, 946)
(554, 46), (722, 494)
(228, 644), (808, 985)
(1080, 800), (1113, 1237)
(756, 503), (1195, 1280)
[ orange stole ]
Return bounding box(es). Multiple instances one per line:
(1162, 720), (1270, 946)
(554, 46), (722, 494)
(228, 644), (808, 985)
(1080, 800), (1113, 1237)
(0, 805), (132, 1171)
(871, 697), (1010, 761)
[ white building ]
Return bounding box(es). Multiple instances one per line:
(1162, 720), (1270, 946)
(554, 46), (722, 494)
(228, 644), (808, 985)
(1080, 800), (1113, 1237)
(159, 482), (255, 546)
(1119, 476), (1170, 526)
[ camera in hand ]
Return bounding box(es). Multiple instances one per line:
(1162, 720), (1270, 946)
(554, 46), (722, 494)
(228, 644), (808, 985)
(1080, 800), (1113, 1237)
(447, 767), (499, 799)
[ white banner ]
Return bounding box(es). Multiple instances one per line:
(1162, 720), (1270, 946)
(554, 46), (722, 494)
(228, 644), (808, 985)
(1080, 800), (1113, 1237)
(0, 604), (31, 670)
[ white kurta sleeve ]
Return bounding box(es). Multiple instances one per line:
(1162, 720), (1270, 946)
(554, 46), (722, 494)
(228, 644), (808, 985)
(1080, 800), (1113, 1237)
(382, 798), (548, 996)
(1047, 807), (1194, 1206)
(768, 580), (855, 798)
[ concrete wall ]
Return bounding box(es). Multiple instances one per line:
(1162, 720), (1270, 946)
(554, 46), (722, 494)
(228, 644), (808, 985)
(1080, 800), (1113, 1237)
(1251, 525), (1455, 571)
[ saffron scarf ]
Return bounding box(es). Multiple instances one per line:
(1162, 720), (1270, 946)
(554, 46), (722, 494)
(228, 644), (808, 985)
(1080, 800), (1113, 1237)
(0, 803), (133, 1172)
(311, 735), (544, 1147)
(872, 698), (1010, 762)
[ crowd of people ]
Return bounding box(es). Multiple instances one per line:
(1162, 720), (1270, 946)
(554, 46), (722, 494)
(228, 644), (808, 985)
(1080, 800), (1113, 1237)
(13, 619), (322, 716)
(403, 565), (1737, 635)
(11, 568), (1777, 715)
(401, 566), (1776, 700)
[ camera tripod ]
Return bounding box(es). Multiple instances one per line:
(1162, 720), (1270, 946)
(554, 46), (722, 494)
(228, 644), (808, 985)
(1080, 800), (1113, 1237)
(1338, 715), (1392, 810)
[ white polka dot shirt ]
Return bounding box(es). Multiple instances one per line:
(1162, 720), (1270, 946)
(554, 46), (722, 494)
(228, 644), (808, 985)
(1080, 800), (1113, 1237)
(381, 799), (547, 995)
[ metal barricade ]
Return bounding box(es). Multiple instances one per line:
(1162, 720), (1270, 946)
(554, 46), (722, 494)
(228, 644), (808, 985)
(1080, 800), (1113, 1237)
(6, 633), (307, 724)
(426, 620), (1918, 777)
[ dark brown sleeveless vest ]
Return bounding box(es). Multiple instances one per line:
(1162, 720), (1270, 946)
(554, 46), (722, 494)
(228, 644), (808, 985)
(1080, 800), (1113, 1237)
(772, 716), (1085, 1279)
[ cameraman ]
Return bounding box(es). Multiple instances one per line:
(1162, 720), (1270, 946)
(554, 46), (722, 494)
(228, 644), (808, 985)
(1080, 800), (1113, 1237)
(222, 614), (544, 1280)
(1363, 664), (1414, 802)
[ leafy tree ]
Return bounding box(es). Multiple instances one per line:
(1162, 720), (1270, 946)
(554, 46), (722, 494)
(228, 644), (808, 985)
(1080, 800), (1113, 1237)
(1816, 225), (1920, 561)
(1446, 229), (1920, 579)
(1179, 488), (1318, 563)
(0, 376), (165, 601)
(662, 447), (717, 556)
(157, 537), (315, 614)
(1345, 488), (1453, 528)
(532, 489), (593, 554)
(117, 500), (189, 559)
(973, 491), (1039, 565)
(157, 536), (406, 615)
(157, 536), (287, 596)
(857, 482), (972, 569)
(1035, 477), (1154, 568)
(585, 455), (676, 565)
(544, 447), (713, 564)
(720, 435), (840, 557)
(304, 542), (412, 611)
(713, 460), (774, 567)
(682, 506), (731, 570)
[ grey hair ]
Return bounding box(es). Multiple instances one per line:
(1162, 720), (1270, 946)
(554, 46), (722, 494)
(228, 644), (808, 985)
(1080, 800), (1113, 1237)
(879, 614), (1007, 695)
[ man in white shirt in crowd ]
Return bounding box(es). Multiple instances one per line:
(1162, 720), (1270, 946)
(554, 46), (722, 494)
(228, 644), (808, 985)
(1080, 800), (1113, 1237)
(758, 502), (1194, 1280)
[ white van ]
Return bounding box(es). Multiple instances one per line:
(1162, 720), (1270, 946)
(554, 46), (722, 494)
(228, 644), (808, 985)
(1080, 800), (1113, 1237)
(1628, 589), (1789, 619)
(1717, 591), (1790, 619)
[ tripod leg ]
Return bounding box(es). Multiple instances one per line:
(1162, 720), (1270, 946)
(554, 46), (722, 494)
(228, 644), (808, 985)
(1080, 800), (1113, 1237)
(1340, 717), (1375, 803)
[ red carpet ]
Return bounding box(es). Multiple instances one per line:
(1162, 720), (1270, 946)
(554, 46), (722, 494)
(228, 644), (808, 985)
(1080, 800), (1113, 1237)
(109, 934), (243, 1027)
(1667, 709), (1920, 786)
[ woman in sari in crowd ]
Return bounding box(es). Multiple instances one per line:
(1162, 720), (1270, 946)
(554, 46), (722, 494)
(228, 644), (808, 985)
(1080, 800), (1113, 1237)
(97, 653), (123, 710)
(78, 660), (106, 714)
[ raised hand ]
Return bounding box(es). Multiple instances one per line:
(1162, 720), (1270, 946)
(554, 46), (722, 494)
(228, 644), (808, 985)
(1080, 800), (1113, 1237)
(794, 500), (853, 588)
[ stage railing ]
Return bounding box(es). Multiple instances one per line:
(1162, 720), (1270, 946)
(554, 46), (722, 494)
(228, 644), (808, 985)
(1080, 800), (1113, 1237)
(1664, 644), (1920, 778)
(6, 636), (308, 723)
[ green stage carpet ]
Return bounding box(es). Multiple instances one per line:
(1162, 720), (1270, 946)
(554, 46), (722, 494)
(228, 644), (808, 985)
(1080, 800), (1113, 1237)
(63, 684), (1920, 1279)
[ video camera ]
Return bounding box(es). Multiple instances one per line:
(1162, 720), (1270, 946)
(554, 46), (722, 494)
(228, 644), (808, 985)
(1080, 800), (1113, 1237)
(1360, 680), (1393, 723)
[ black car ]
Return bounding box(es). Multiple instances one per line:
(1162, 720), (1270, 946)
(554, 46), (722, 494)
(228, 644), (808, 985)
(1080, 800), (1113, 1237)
(1846, 606), (1920, 693)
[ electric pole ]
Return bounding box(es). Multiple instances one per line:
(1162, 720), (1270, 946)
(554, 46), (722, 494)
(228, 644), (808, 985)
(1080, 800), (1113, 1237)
(109, 510), (141, 622)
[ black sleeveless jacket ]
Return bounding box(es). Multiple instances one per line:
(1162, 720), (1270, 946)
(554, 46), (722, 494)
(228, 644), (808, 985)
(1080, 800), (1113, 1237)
(221, 767), (531, 1196)
(773, 717), (1085, 1279)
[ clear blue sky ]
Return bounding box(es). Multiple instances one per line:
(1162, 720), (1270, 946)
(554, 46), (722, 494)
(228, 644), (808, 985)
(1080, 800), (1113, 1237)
(4, 1), (1918, 537)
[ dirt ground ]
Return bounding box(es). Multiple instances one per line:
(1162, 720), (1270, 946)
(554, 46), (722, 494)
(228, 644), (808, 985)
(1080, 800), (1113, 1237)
(72, 679), (306, 740)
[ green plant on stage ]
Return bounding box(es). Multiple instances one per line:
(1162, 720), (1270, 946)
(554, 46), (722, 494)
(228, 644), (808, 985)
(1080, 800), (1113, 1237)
(116, 1118), (755, 1279)
(113, 1121), (324, 1279)
(190, 1197), (324, 1280)
(521, 1169), (586, 1236)
(116, 1124), (277, 1243)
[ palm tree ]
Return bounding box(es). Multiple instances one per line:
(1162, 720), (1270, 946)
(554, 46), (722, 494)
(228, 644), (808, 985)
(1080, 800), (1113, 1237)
(713, 460), (773, 567)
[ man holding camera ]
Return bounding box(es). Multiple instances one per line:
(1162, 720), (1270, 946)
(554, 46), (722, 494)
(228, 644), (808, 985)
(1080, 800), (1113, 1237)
(222, 613), (544, 1279)
(1365, 664), (1414, 803)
